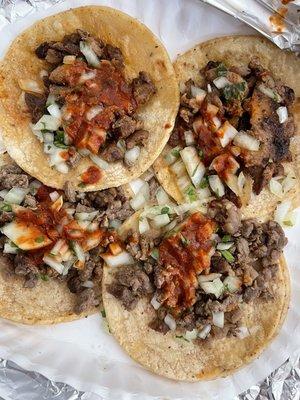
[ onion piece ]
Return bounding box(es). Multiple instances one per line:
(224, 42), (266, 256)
(101, 251), (134, 268)
(50, 239), (66, 256)
(274, 201), (291, 226)
(269, 178), (283, 197)
(55, 162), (69, 174)
(33, 115), (61, 132)
(130, 192), (147, 211)
(72, 241), (85, 263)
(184, 130), (195, 146)
(75, 211), (99, 221)
(173, 200), (205, 215)
(43, 255), (65, 274)
(235, 326), (250, 339)
(276, 106), (288, 124)
(49, 191), (60, 202)
(3, 241), (18, 254)
(191, 85), (206, 100)
(208, 175), (225, 197)
(212, 311), (224, 328)
(164, 146), (181, 165)
(139, 217), (150, 234)
(156, 187), (171, 205)
(233, 131), (260, 151)
(89, 153), (109, 170)
(18, 79), (43, 94)
(200, 278), (224, 298)
(198, 273), (222, 283)
(46, 94), (57, 107)
(184, 329), (198, 341)
(129, 178), (145, 195)
(223, 276), (242, 293)
(258, 84), (282, 102)
(86, 105), (103, 121)
(198, 324), (211, 339)
(282, 174), (296, 194)
(207, 84), (212, 93)
(0, 190), (8, 199)
(180, 146), (205, 187)
(124, 146), (140, 166)
(4, 187), (28, 205)
(79, 41), (100, 68)
(152, 214), (170, 228)
(150, 294), (161, 310)
(216, 242), (234, 250)
(164, 314), (176, 331)
(217, 121), (238, 148)
(213, 76), (231, 89)
(47, 103), (62, 119)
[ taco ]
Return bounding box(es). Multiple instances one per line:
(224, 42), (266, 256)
(102, 197), (290, 381)
(153, 36), (300, 221)
(0, 6), (179, 191)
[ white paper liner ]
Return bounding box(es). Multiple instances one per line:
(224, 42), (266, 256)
(0, 0), (299, 398)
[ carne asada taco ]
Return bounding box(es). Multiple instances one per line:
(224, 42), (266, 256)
(102, 197), (290, 380)
(0, 152), (168, 324)
(0, 6), (179, 191)
(153, 36), (300, 221)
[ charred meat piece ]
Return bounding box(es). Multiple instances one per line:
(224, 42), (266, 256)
(99, 143), (124, 162)
(0, 164), (29, 190)
(132, 72), (156, 106)
(207, 199), (241, 235)
(126, 129), (148, 149)
(113, 115), (138, 138)
(25, 93), (47, 124)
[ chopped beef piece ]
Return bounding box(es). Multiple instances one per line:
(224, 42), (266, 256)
(177, 312), (196, 330)
(229, 65), (251, 77)
(75, 203), (95, 213)
(210, 253), (233, 274)
(50, 41), (80, 56)
(0, 212), (14, 226)
(241, 219), (255, 238)
(63, 181), (77, 203)
(132, 72), (156, 106)
(14, 253), (38, 276)
(79, 260), (97, 282)
(113, 115), (138, 138)
(99, 143), (123, 162)
(35, 42), (51, 59)
(45, 49), (64, 65)
(243, 287), (260, 303)
(23, 194), (37, 208)
(75, 288), (99, 314)
(63, 31), (82, 45)
(0, 166), (29, 189)
(103, 44), (124, 64)
(207, 199), (241, 235)
(126, 130), (148, 149)
(126, 233), (155, 261)
(226, 308), (243, 324)
(107, 284), (138, 311)
(24, 273), (38, 288)
(67, 151), (81, 168)
(148, 317), (170, 334)
(67, 275), (83, 294)
(235, 237), (250, 262)
(25, 93), (47, 124)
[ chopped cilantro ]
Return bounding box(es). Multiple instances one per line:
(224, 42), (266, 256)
(216, 62), (228, 77)
(35, 236), (44, 243)
(200, 177), (208, 189)
(1, 203), (12, 212)
(101, 309), (106, 318)
(171, 148), (180, 157)
(53, 130), (68, 149)
(151, 248), (159, 260)
(39, 274), (49, 282)
(175, 335), (189, 342)
(223, 82), (246, 102)
(78, 182), (86, 188)
(185, 185), (197, 202)
(221, 235), (232, 243)
(180, 234), (189, 247)
(284, 220), (294, 227)
(161, 206), (170, 214)
(221, 250), (235, 263)
(198, 149), (204, 160)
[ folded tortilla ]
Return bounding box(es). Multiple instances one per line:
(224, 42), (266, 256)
(102, 211), (290, 381)
(0, 6), (179, 191)
(153, 35), (300, 220)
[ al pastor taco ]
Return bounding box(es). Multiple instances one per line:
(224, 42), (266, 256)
(0, 6), (179, 191)
(153, 36), (300, 221)
(102, 197), (290, 381)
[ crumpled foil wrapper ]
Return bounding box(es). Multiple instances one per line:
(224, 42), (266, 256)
(0, 0), (299, 399)
(201, 0), (300, 52)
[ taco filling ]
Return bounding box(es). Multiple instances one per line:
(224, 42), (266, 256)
(165, 58), (296, 206)
(105, 198), (287, 341)
(23, 29), (156, 182)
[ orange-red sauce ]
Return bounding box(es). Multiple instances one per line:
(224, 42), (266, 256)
(269, 7), (287, 32)
(212, 153), (238, 180)
(81, 166), (102, 184)
(158, 212), (216, 312)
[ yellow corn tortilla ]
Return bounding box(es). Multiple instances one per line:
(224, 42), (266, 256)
(153, 35), (300, 220)
(102, 212), (290, 381)
(0, 6), (179, 191)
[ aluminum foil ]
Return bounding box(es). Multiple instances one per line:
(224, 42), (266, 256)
(0, 0), (299, 398)
(201, 0), (300, 52)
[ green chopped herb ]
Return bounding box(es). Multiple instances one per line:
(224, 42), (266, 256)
(151, 248), (159, 260)
(171, 148), (180, 157)
(284, 220), (294, 227)
(1, 203), (12, 212)
(216, 62), (228, 77)
(10, 242), (18, 248)
(221, 250), (235, 263)
(198, 149), (204, 160)
(35, 236), (44, 243)
(101, 309), (106, 318)
(161, 206), (170, 214)
(223, 82), (246, 102)
(175, 335), (189, 342)
(180, 234), (189, 247)
(185, 185), (197, 202)
(39, 274), (49, 282)
(200, 177), (208, 189)
(53, 130), (68, 149)
(78, 182), (86, 188)
(221, 234), (232, 243)
(41, 129), (51, 134)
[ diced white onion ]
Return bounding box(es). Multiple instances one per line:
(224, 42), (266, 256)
(49, 191), (60, 202)
(75, 211), (99, 221)
(129, 178), (145, 195)
(125, 146), (140, 166)
(0, 190), (8, 199)
(55, 162), (69, 174)
(236, 326), (250, 339)
(101, 251), (134, 268)
(130, 192), (147, 211)
(180, 146), (205, 187)
(89, 153), (109, 170)
(86, 105), (103, 121)
(63, 55), (76, 64)
(156, 187), (171, 205)
(282, 175), (296, 194)
(47, 103), (62, 119)
(139, 217), (150, 234)
(152, 213), (170, 228)
(184, 329), (198, 341)
(184, 130), (195, 146)
(217, 121), (238, 148)
(4, 187), (28, 205)
(3, 242), (18, 254)
(208, 175), (225, 197)
(198, 273), (222, 283)
(18, 79), (43, 94)
(233, 131), (260, 151)
(237, 171), (246, 191)
(274, 201), (291, 226)
(213, 76), (231, 89)
(165, 146), (181, 165)
(164, 314), (176, 331)
(196, 187), (211, 200)
(276, 106), (288, 124)
(50, 239), (66, 256)
(198, 324), (211, 339)
(258, 84), (282, 102)
(216, 242), (233, 251)
(173, 200), (204, 215)
(212, 311), (224, 328)
(207, 84), (212, 93)
(191, 86), (206, 101)
(43, 255), (65, 274)
(200, 278), (224, 298)
(72, 241), (85, 263)
(269, 178), (283, 197)
(87, 221), (99, 232)
(223, 276), (241, 293)
(43, 132), (54, 144)
(33, 115), (61, 132)
(46, 94), (57, 107)
(150, 294), (161, 310)
(79, 41), (100, 68)
(212, 116), (221, 131)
